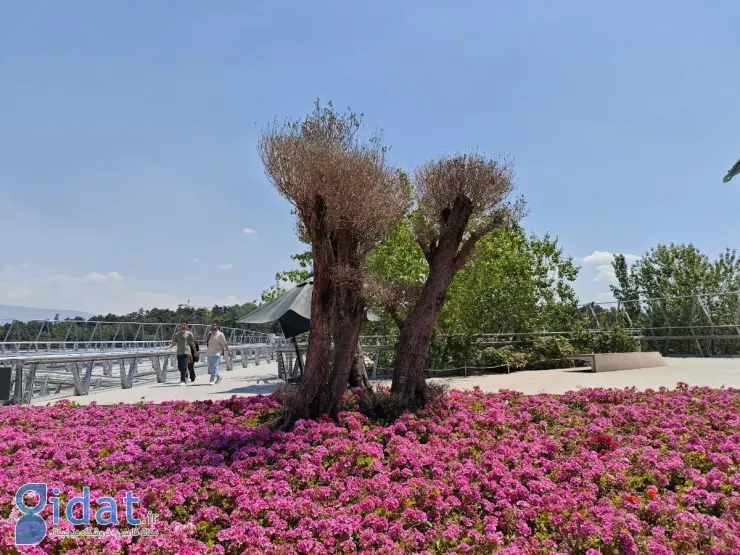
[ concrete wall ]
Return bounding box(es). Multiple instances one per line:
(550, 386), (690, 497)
(592, 351), (667, 373)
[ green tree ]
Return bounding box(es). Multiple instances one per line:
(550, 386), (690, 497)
(611, 244), (740, 354)
(440, 228), (579, 335)
(365, 219), (579, 369)
(260, 250), (313, 304)
(384, 153), (523, 408)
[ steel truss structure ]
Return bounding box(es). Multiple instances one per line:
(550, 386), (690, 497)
(412, 291), (740, 357)
(360, 292), (740, 357)
(0, 319), (278, 354)
(2, 290), (739, 405)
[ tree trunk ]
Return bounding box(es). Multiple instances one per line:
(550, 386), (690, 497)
(320, 278), (365, 418)
(391, 273), (453, 407)
(290, 234), (334, 422)
(391, 208), (465, 408)
(348, 342), (372, 390)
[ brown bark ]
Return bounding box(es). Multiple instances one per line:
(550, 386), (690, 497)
(348, 342), (372, 390)
(391, 198), (474, 407)
(391, 267), (455, 407)
(385, 304), (405, 331)
(321, 282), (365, 418)
(290, 205), (334, 422)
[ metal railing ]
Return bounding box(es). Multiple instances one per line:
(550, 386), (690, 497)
(1, 341), (282, 406)
(0, 319), (282, 354)
(276, 344), (394, 383)
(5, 289), (740, 405)
(364, 291), (740, 355)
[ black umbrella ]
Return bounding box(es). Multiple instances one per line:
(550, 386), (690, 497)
(239, 279), (313, 339)
(238, 278), (380, 376)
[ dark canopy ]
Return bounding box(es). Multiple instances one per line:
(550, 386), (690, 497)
(238, 279), (313, 338)
(238, 278), (380, 339)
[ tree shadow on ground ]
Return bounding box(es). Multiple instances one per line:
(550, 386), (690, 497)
(215, 383), (280, 395)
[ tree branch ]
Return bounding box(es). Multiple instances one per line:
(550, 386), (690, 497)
(385, 304), (405, 331)
(453, 213), (506, 270)
(415, 238), (434, 263)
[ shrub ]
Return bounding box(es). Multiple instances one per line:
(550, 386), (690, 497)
(525, 335), (576, 369)
(531, 335), (576, 359)
(429, 334), (477, 369)
(478, 345), (529, 369)
(573, 322), (638, 353)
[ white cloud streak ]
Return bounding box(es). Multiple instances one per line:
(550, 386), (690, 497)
(581, 251), (641, 283)
(243, 227), (256, 235)
(0, 265), (242, 315)
(581, 250), (641, 265)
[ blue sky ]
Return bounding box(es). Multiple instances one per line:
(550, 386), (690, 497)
(1, 0), (739, 315)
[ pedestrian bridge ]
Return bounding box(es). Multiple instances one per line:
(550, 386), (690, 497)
(0, 320), (290, 405)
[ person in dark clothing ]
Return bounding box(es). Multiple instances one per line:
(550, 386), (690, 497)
(187, 336), (200, 382)
(166, 320), (197, 386)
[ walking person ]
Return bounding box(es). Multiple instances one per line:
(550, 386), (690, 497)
(205, 323), (230, 385)
(187, 333), (200, 383)
(166, 320), (197, 386)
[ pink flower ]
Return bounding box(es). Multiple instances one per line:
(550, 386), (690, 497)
(0, 385), (737, 552)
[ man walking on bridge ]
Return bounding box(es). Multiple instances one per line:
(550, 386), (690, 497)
(167, 320), (197, 386)
(205, 323), (230, 385)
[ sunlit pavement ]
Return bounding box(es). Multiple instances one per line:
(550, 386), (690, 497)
(32, 362), (284, 406)
(33, 357), (740, 406)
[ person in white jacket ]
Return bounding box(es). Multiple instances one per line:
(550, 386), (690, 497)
(205, 323), (230, 385)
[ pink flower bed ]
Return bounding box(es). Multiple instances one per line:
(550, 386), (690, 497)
(1, 383), (739, 554)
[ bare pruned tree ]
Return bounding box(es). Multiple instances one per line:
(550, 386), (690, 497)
(390, 152), (525, 408)
(259, 100), (408, 421)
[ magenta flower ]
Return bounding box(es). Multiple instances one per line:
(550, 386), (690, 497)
(0, 386), (737, 552)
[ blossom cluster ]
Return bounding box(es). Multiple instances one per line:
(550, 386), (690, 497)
(1, 383), (739, 554)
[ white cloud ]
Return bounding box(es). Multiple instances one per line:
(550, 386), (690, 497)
(243, 227), (256, 235)
(0, 266), (243, 315)
(594, 264), (617, 282)
(581, 250), (640, 265)
(580, 250), (641, 283)
(217, 264), (233, 270)
(193, 258), (200, 263)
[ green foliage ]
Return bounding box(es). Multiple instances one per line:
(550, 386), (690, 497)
(531, 335), (576, 360)
(366, 220), (580, 338)
(525, 335), (576, 369)
(612, 243), (732, 302)
(428, 335), (478, 369)
(611, 243), (740, 355)
(478, 346), (529, 369)
(573, 321), (639, 354)
(439, 228), (579, 335)
(366, 210), (427, 289)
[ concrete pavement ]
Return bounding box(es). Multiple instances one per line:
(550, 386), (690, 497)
(34, 356), (740, 406)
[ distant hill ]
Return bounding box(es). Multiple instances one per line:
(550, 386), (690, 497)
(0, 305), (92, 322)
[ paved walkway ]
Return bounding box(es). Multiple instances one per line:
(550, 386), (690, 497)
(35, 357), (740, 406)
(431, 357), (740, 396)
(33, 363), (284, 406)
